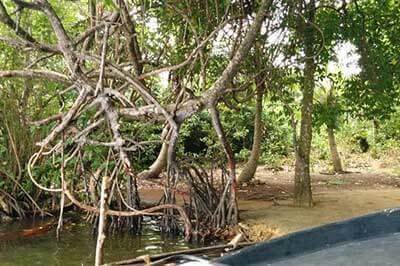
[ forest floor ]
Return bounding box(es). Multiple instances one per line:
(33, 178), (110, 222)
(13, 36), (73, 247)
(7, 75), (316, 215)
(139, 164), (400, 242)
(238, 163), (400, 241)
(136, 154), (400, 243)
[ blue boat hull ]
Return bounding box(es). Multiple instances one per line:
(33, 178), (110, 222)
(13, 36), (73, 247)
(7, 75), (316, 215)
(215, 208), (400, 265)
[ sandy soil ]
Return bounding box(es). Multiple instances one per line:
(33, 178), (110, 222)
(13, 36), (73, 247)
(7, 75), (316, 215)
(139, 165), (400, 242)
(240, 189), (400, 239)
(238, 166), (400, 241)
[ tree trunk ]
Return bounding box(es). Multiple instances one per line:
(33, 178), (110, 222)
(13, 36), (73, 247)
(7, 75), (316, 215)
(95, 175), (111, 266)
(138, 141), (168, 179)
(294, 0), (315, 207)
(138, 126), (169, 179)
(237, 80), (265, 183)
(373, 119), (379, 143)
(327, 127), (343, 173)
(210, 106), (238, 226)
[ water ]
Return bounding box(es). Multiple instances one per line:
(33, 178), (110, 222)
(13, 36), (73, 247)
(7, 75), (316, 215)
(0, 217), (195, 265)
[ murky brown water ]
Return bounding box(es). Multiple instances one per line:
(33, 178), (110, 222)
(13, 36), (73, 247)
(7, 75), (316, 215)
(0, 217), (195, 265)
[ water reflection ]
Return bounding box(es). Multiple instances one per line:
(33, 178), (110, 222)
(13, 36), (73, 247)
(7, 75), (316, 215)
(0, 217), (194, 266)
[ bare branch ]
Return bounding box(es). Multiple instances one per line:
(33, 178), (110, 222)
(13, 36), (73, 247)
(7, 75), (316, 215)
(12, 0), (41, 10)
(37, 86), (89, 147)
(64, 188), (192, 238)
(29, 113), (63, 126)
(0, 36), (59, 53)
(95, 24), (109, 96)
(0, 1), (59, 53)
(137, 17), (234, 80)
(74, 12), (119, 46)
(201, 0), (273, 106)
(115, 0), (143, 76)
(0, 69), (71, 84)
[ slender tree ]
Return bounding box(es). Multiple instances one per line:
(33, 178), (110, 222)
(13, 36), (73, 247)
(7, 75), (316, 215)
(293, 0), (317, 207)
(237, 77), (265, 183)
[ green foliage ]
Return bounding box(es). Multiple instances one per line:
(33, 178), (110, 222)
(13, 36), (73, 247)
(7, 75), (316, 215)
(313, 74), (345, 130)
(260, 99), (293, 164)
(0, 0), (400, 215)
(122, 121), (163, 170)
(376, 108), (400, 142)
(342, 0), (400, 121)
(311, 126), (330, 161)
(180, 111), (211, 158)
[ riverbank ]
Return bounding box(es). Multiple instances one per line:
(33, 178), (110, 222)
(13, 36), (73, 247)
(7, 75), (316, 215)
(1, 166), (399, 265)
(135, 166), (400, 242)
(237, 166), (400, 241)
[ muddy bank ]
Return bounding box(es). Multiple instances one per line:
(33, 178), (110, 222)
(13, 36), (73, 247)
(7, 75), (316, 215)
(139, 169), (400, 242)
(240, 189), (400, 241)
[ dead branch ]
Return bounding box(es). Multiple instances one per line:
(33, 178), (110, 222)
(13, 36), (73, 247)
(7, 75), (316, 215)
(0, 70), (70, 84)
(109, 242), (257, 265)
(95, 175), (111, 266)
